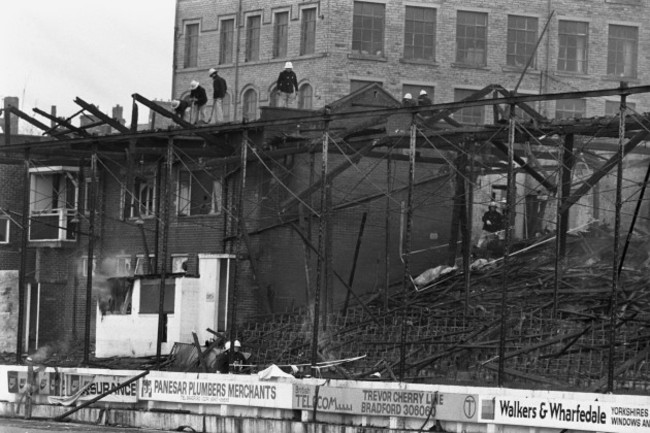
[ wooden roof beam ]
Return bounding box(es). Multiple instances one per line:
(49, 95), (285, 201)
(33, 107), (91, 138)
(4, 106), (65, 140)
(74, 97), (130, 133)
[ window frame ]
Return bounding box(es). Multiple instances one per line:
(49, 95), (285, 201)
(607, 24), (638, 78)
(351, 1), (386, 58)
(403, 6), (436, 61)
(245, 15), (261, 62)
(183, 22), (200, 68)
(242, 88), (258, 121)
(555, 99), (587, 120)
(455, 11), (488, 67)
(506, 15), (538, 69)
(219, 18), (235, 65)
(177, 169), (223, 217)
(300, 7), (317, 55)
(123, 169), (157, 220)
(273, 11), (289, 59)
(557, 20), (589, 74)
(298, 83), (314, 110)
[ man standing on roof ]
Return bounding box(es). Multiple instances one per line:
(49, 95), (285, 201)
(171, 99), (189, 121)
(402, 93), (415, 107)
(209, 68), (227, 124)
(189, 80), (208, 125)
(417, 89), (433, 116)
(276, 61), (299, 108)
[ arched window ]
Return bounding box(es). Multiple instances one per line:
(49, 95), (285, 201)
(222, 92), (231, 121)
(243, 88), (258, 121)
(298, 83), (313, 110)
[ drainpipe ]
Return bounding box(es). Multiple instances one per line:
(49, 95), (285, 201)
(233, 0), (243, 120)
(171, 0), (180, 98)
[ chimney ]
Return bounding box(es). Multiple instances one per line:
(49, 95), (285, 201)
(112, 104), (125, 124)
(50, 105), (57, 129)
(3, 97), (20, 135)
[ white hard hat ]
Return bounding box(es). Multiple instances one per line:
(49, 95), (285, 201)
(420, 89), (427, 96)
(224, 341), (230, 350)
(234, 340), (241, 348)
(171, 100), (180, 109)
(209, 68), (217, 76)
(284, 61), (293, 69)
(489, 201), (498, 207)
(190, 80), (199, 89)
(403, 93), (412, 100)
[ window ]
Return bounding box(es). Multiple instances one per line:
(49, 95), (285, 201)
(172, 255), (189, 273)
(184, 23), (199, 68)
(350, 79), (382, 93)
(243, 89), (258, 121)
(81, 256), (97, 277)
(135, 255), (155, 276)
(555, 99), (586, 120)
(124, 170), (157, 220)
(453, 89), (484, 124)
(402, 85), (434, 102)
(219, 19), (235, 65)
(273, 12), (289, 59)
(456, 11), (488, 66)
(605, 100), (635, 116)
(29, 167), (79, 241)
(139, 279), (175, 315)
(404, 6), (436, 61)
(507, 15), (538, 68)
(298, 84), (313, 109)
(352, 2), (385, 57)
(178, 170), (222, 216)
(246, 15), (261, 62)
(116, 256), (132, 277)
(82, 176), (99, 216)
(607, 25), (637, 78)
(300, 8), (317, 55)
(0, 217), (9, 243)
(223, 93), (231, 121)
(558, 20), (588, 73)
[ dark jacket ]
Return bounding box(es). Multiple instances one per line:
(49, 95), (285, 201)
(174, 100), (189, 117)
(276, 70), (298, 93)
(418, 94), (433, 106)
(215, 350), (247, 374)
(212, 75), (228, 99)
(482, 209), (503, 233)
(190, 85), (208, 106)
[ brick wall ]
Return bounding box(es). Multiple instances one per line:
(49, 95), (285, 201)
(174, 0), (650, 120)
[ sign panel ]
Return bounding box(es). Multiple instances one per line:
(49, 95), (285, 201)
(293, 384), (478, 422)
(481, 397), (650, 433)
(139, 374), (293, 408)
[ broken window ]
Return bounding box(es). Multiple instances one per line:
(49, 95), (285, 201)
(404, 6), (436, 61)
(99, 278), (133, 315)
(184, 23), (199, 68)
(123, 170), (157, 220)
(243, 89), (258, 121)
(115, 256), (132, 277)
(555, 99), (586, 120)
(135, 254), (155, 276)
(507, 15), (538, 68)
(607, 25), (637, 78)
(558, 20), (588, 74)
(171, 255), (189, 273)
(219, 19), (234, 65)
(29, 167), (79, 241)
(456, 11), (487, 67)
(0, 217), (9, 243)
(298, 84), (313, 110)
(352, 2), (385, 57)
(177, 170), (222, 216)
(453, 89), (485, 124)
(245, 15), (261, 62)
(273, 11), (289, 59)
(300, 8), (316, 55)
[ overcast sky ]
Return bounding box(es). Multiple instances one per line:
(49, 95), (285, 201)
(1, 0), (176, 132)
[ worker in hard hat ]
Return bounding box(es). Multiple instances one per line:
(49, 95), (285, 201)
(417, 89), (432, 106)
(402, 93), (415, 107)
(171, 99), (189, 120)
(215, 339), (247, 374)
(189, 80), (208, 125)
(477, 201), (504, 248)
(276, 61), (299, 108)
(208, 68), (227, 124)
